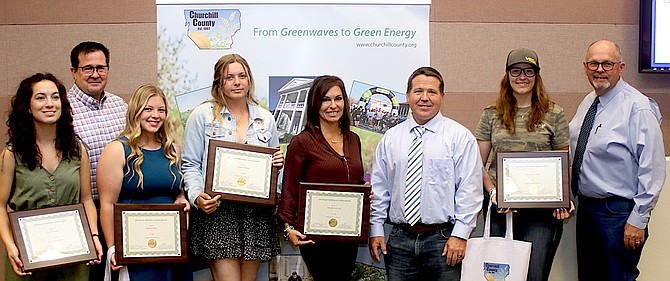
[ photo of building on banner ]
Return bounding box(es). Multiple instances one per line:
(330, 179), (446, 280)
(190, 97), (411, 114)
(157, 1), (429, 280)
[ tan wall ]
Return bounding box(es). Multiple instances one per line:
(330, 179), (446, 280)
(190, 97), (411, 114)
(1, 1), (669, 280)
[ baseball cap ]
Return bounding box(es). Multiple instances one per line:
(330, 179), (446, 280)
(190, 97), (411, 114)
(506, 48), (540, 70)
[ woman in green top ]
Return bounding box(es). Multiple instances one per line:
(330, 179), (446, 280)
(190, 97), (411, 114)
(0, 73), (102, 280)
(475, 48), (573, 281)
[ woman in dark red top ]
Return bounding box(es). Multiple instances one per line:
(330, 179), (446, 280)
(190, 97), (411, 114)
(278, 75), (365, 281)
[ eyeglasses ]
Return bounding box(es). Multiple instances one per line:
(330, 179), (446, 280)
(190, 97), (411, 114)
(77, 65), (109, 75)
(509, 67), (536, 78)
(585, 61), (620, 71)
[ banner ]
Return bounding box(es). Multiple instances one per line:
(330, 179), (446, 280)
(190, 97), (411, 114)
(157, 1), (429, 278)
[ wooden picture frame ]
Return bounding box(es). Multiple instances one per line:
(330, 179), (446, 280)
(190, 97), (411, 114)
(496, 151), (570, 208)
(114, 203), (188, 264)
(205, 140), (279, 206)
(297, 182), (371, 243)
(9, 204), (97, 271)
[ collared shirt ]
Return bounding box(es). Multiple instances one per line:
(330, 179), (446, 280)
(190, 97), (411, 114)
(68, 84), (127, 200)
(569, 78), (665, 229)
(181, 101), (279, 208)
(370, 114), (483, 239)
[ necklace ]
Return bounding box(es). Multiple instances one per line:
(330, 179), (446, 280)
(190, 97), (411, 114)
(331, 139), (338, 143)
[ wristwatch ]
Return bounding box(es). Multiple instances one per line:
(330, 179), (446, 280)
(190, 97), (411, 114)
(283, 225), (295, 240)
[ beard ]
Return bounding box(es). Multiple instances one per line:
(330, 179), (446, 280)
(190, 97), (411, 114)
(591, 75), (611, 92)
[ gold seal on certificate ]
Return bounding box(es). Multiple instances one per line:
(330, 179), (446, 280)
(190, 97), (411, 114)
(297, 182), (371, 243)
(496, 151), (570, 208)
(114, 204), (188, 264)
(205, 140), (279, 206)
(9, 204), (97, 271)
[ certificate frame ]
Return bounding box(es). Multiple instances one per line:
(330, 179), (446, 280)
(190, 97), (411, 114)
(297, 182), (371, 243)
(496, 151), (570, 209)
(9, 203), (97, 271)
(114, 204), (188, 265)
(205, 140), (279, 206)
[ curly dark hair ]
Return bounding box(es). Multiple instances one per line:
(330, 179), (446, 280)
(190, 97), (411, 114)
(7, 73), (80, 170)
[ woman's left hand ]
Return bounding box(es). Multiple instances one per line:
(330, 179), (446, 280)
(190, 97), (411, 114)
(553, 200), (575, 220)
(87, 236), (103, 265)
(174, 196), (191, 213)
(272, 147), (284, 168)
(174, 195), (191, 229)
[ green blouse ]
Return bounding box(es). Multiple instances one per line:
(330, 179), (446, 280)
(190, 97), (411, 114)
(4, 153), (88, 281)
(9, 156), (81, 211)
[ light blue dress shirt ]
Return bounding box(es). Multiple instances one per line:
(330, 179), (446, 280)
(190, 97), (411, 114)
(370, 114), (483, 239)
(181, 101), (279, 208)
(569, 79), (665, 229)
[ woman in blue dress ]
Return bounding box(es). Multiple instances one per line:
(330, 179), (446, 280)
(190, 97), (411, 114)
(97, 84), (191, 281)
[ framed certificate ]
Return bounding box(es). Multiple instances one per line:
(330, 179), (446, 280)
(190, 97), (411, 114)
(9, 204), (97, 271)
(205, 140), (279, 206)
(297, 182), (371, 243)
(496, 151), (570, 208)
(114, 204), (188, 264)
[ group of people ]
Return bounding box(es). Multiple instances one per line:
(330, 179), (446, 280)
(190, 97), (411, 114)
(0, 38), (663, 281)
(350, 105), (401, 134)
(366, 39), (664, 281)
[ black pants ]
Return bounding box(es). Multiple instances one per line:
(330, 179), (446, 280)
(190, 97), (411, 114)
(299, 242), (358, 281)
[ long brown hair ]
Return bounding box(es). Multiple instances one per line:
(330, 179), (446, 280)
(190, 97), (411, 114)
(494, 72), (552, 134)
(210, 54), (260, 125)
(7, 73), (79, 170)
(304, 75), (351, 136)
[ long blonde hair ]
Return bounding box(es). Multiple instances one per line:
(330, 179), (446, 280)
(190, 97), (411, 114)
(210, 54), (260, 124)
(120, 84), (181, 189)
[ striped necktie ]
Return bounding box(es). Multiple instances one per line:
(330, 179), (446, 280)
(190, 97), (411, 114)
(405, 126), (425, 226)
(571, 97), (600, 196)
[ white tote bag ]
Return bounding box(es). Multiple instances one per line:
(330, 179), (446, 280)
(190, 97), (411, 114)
(460, 201), (532, 281)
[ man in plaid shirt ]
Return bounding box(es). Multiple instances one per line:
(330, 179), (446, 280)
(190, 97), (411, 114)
(68, 41), (127, 280)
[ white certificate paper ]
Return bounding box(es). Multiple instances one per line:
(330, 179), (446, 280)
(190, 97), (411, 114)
(121, 211), (181, 257)
(211, 147), (272, 198)
(303, 190), (364, 236)
(18, 210), (90, 263)
(501, 157), (563, 203)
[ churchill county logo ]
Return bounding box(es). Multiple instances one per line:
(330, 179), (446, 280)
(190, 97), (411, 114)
(184, 9), (241, 49)
(483, 262), (510, 281)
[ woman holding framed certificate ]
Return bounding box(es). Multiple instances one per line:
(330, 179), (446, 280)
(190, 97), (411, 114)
(0, 73), (102, 280)
(278, 75), (365, 281)
(181, 54), (284, 281)
(475, 48), (573, 281)
(97, 85), (191, 280)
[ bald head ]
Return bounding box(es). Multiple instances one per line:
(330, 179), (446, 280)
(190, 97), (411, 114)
(586, 40), (622, 61)
(584, 39), (625, 96)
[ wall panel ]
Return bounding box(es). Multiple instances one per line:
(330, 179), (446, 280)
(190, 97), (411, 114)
(431, 0), (638, 24)
(5, 0), (156, 24)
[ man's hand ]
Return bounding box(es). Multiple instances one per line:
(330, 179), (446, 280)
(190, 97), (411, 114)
(369, 236), (387, 262)
(623, 223), (645, 250)
(442, 236), (466, 266)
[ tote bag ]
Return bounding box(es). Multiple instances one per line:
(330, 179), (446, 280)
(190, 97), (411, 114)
(460, 201), (531, 281)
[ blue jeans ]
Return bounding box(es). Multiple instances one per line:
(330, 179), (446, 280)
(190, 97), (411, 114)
(488, 208), (563, 281)
(576, 196), (647, 281)
(385, 223), (461, 281)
